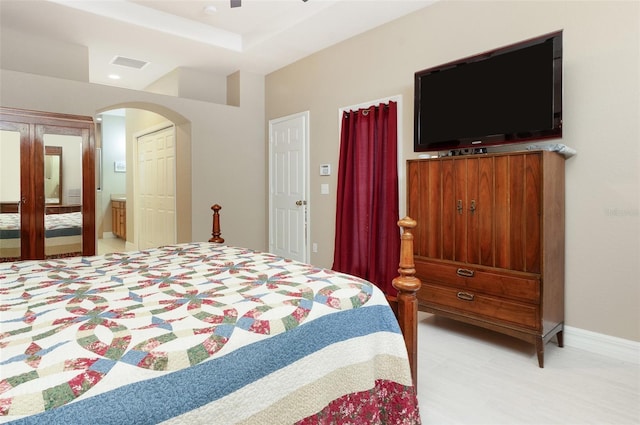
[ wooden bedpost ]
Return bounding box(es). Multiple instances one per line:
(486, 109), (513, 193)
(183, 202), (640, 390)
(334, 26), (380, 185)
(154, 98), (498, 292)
(209, 204), (224, 243)
(392, 216), (421, 387)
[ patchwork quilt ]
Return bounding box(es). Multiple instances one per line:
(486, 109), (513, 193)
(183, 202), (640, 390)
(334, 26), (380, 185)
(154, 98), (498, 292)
(0, 243), (420, 424)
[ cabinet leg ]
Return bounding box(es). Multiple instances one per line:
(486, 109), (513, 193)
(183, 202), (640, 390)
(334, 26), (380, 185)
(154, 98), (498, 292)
(557, 330), (564, 347)
(535, 337), (544, 368)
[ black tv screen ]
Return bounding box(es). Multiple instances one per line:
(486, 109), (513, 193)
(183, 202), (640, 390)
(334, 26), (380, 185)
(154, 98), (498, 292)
(414, 31), (562, 152)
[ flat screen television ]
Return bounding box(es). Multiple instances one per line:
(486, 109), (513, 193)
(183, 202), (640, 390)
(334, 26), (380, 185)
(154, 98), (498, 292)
(414, 31), (562, 153)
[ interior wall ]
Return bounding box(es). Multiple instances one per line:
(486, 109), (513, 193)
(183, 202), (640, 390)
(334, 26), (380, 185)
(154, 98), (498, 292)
(100, 114), (127, 235)
(0, 69), (267, 253)
(146, 67), (227, 104)
(0, 27), (89, 82)
(265, 0), (640, 342)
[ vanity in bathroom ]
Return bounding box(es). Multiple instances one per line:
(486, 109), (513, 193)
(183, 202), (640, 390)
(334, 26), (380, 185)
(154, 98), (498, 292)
(111, 195), (126, 240)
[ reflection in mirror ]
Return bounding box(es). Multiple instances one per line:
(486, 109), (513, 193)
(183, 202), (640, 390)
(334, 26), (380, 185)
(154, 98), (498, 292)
(44, 146), (62, 205)
(0, 129), (21, 261)
(43, 134), (83, 258)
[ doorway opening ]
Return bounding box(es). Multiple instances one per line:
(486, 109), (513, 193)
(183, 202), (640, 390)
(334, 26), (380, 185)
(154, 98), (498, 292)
(95, 104), (191, 255)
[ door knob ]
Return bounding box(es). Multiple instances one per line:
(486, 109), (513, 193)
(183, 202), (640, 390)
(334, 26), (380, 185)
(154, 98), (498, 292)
(295, 200), (307, 206)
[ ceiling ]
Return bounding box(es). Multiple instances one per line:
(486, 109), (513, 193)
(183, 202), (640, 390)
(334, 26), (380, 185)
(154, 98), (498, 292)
(0, 0), (436, 91)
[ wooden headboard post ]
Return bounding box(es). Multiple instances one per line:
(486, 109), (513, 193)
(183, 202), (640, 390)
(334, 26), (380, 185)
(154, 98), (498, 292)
(392, 216), (421, 387)
(209, 204), (225, 243)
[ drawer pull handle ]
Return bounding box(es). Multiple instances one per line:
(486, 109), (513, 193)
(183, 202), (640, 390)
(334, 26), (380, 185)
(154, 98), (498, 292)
(457, 291), (475, 302)
(456, 268), (475, 277)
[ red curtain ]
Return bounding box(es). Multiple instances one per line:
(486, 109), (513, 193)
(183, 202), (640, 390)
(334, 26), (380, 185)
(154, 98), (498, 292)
(332, 101), (399, 296)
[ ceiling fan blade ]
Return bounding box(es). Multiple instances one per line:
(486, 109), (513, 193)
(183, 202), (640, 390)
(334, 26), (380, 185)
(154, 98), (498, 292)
(230, 0), (241, 7)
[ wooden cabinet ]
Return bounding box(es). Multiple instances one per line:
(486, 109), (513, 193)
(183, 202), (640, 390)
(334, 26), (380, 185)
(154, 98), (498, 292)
(407, 151), (565, 367)
(112, 200), (126, 240)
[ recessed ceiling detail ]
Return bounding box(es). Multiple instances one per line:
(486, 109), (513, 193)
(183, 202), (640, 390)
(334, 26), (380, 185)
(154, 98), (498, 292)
(2, 1), (437, 90)
(111, 56), (149, 70)
(46, 0), (242, 52)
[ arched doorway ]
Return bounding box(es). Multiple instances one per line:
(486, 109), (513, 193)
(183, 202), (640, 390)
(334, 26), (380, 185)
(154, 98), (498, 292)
(95, 103), (191, 254)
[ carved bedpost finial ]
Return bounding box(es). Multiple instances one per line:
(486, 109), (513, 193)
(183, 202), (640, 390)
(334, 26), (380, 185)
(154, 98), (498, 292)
(209, 204), (225, 243)
(392, 216), (421, 387)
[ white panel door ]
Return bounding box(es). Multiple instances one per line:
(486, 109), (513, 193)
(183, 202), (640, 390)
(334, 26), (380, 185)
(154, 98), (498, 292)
(269, 112), (308, 262)
(137, 125), (176, 250)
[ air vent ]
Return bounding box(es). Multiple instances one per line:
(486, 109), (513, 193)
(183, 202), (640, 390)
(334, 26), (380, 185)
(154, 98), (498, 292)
(111, 56), (149, 69)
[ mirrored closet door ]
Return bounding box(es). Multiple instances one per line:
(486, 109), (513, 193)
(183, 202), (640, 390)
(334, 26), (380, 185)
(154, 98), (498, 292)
(0, 107), (96, 261)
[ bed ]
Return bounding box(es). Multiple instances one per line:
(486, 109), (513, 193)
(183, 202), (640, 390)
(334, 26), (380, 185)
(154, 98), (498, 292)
(0, 207), (421, 424)
(0, 204), (82, 260)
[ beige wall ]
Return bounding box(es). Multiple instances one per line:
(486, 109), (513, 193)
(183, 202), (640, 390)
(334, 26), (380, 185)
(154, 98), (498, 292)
(0, 69), (267, 252)
(265, 1), (640, 341)
(1, 27), (89, 82)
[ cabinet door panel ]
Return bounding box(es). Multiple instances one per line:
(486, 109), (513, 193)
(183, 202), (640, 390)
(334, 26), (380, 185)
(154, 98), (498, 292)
(494, 156), (510, 269)
(453, 159), (467, 262)
(441, 160), (456, 260)
(426, 160), (442, 258)
(524, 154), (542, 273)
(408, 153), (542, 273)
(406, 161), (423, 254)
(466, 158), (479, 264)
(508, 154), (526, 271)
(477, 157), (494, 266)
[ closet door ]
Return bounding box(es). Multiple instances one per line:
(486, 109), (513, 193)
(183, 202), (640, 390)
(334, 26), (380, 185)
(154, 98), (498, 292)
(0, 121), (29, 260)
(38, 124), (94, 258)
(0, 107), (95, 261)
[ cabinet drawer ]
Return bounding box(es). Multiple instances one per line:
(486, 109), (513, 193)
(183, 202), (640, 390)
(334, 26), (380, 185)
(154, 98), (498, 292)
(415, 259), (540, 303)
(419, 283), (539, 330)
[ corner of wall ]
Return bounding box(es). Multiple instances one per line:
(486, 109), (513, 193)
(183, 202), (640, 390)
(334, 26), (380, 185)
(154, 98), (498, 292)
(227, 71), (241, 107)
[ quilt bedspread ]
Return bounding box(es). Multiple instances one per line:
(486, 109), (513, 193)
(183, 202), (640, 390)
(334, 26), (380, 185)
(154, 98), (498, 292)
(0, 243), (420, 424)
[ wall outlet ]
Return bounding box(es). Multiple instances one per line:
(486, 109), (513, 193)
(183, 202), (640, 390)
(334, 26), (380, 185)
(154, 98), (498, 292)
(312, 243), (318, 253)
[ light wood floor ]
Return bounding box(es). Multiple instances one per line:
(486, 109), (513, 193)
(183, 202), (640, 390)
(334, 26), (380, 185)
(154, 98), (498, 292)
(415, 311), (640, 425)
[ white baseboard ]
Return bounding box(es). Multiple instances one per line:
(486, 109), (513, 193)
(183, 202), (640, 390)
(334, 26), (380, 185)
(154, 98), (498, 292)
(564, 326), (640, 365)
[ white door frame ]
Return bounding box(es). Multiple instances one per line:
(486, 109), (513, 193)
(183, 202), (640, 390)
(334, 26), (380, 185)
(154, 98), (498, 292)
(268, 111), (310, 263)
